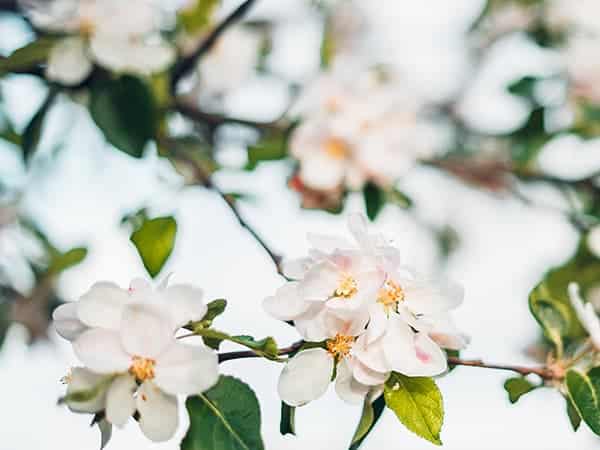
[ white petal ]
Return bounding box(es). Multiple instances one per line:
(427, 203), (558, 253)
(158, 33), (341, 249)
(335, 359), (370, 404)
(282, 257), (315, 279)
(381, 315), (419, 373)
(53, 302), (87, 341)
(278, 348), (334, 407)
(365, 304), (387, 344)
(46, 37), (92, 85)
(408, 333), (448, 377)
(154, 342), (219, 396)
(351, 358), (389, 386)
(569, 282), (600, 349)
(299, 153), (346, 190)
(306, 233), (353, 254)
(77, 281), (130, 329)
(65, 367), (107, 413)
(263, 282), (311, 321)
(299, 261), (340, 301)
(136, 382), (179, 442)
(128, 278), (153, 300)
(294, 304), (330, 342)
(402, 278), (464, 316)
(353, 334), (390, 373)
(428, 315), (469, 350)
(588, 226), (600, 258)
(105, 374), (136, 427)
(163, 284), (207, 327)
(120, 303), (175, 358)
(74, 329), (130, 374)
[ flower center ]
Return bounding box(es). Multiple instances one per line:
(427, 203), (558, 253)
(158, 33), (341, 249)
(129, 356), (156, 381)
(377, 279), (404, 311)
(326, 334), (354, 359)
(79, 17), (96, 37)
(334, 273), (358, 298)
(323, 137), (350, 160)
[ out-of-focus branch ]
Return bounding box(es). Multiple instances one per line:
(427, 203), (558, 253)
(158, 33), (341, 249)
(170, 0), (258, 90)
(0, 0), (18, 13)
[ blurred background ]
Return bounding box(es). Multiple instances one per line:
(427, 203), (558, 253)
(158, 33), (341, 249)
(1, 0), (600, 449)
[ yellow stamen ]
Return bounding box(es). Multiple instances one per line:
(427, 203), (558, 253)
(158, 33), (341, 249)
(323, 137), (350, 160)
(79, 17), (96, 36)
(129, 356), (156, 381)
(60, 369), (73, 385)
(326, 334), (354, 359)
(335, 273), (358, 298)
(377, 279), (404, 311)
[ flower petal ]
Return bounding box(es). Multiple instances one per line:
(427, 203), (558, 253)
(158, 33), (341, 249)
(73, 329), (130, 374)
(105, 374), (136, 427)
(402, 277), (464, 316)
(154, 342), (219, 396)
(282, 257), (315, 280)
(306, 233), (352, 254)
(353, 334), (390, 373)
(351, 358), (389, 386)
(294, 304), (330, 341)
(278, 348), (334, 407)
(381, 314), (419, 373)
(298, 261), (339, 301)
(77, 281), (130, 329)
(569, 282), (600, 349)
(263, 282), (311, 321)
(428, 315), (469, 350)
(136, 382), (179, 442)
(65, 367), (108, 413)
(53, 302), (87, 341)
(46, 37), (93, 85)
(335, 359), (370, 404)
(162, 284), (207, 327)
(120, 303), (175, 358)
(408, 333), (448, 377)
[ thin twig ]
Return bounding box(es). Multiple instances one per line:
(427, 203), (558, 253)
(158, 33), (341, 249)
(170, 0), (258, 90)
(218, 341), (303, 363)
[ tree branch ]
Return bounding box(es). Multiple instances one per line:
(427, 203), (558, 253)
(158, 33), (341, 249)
(0, 0), (18, 13)
(218, 341), (303, 363)
(170, 0), (258, 90)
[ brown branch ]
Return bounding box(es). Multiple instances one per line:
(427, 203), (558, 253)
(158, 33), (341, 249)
(170, 0), (258, 90)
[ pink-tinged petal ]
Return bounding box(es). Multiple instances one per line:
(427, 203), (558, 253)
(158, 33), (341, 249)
(73, 329), (130, 374)
(381, 314), (418, 374)
(352, 334), (390, 373)
(105, 374), (136, 427)
(136, 382), (179, 442)
(307, 233), (353, 254)
(351, 358), (389, 386)
(299, 261), (339, 301)
(53, 302), (87, 341)
(365, 304), (388, 344)
(128, 278), (153, 302)
(163, 284), (207, 327)
(354, 270), (386, 299)
(402, 278), (464, 316)
(428, 315), (469, 350)
(335, 359), (370, 404)
(120, 303), (175, 359)
(263, 282), (312, 321)
(77, 281), (129, 329)
(282, 257), (315, 280)
(408, 333), (448, 377)
(154, 342), (218, 396)
(278, 348), (334, 407)
(65, 367), (108, 413)
(294, 304), (330, 342)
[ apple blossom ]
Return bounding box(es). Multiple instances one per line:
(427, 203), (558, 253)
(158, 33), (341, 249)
(568, 282), (600, 349)
(19, 0), (175, 85)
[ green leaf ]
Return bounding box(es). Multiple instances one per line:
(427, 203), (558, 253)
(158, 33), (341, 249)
(384, 372), (444, 446)
(178, 0), (220, 33)
(566, 368), (600, 435)
(529, 240), (596, 352)
(193, 299), (227, 329)
(503, 377), (537, 404)
(90, 75), (157, 157)
(130, 216), (177, 278)
(0, 38), (56, 74)
(22, 88), (57, 162)
(96, 418), (112, 450)
(567, 396), (582, 432)
(349, 394), (386, 450)
(182, 375), (264, 450)
(59, 376), (114, 405)
(280, 402), (295, 436)
(386, 188), (412, 209)
(507, 76), (539, 100)
(48, 247), (88, 275)
(192, 327), (279, 359)
(245, 131), (288, 170)
(363, 182), (384, 221)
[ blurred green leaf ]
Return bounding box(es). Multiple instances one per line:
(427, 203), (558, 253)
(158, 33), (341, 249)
(48, 247), (88, 275)
(363, 182), (384, 221)
(90, 75), (157, 157)
(280, 402), (295, 436)
(245, 131), (288, 170)
(178, 0), (220, 33)
(384, 373), (443, 446)
(130, 216), (177, 278)
(0, 38), (56, 75)
(182, 375), (264, 450)
(566, 368), (600, 435)
(22, 88), (57, 162)
(503, 377), (537, 404)
(349, 394), (385, 450)
(386, 188), (412, 209)
(567, 396), (582, 431)
(507, 76), (538, 100)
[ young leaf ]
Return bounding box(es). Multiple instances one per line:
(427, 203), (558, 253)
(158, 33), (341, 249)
(566, 368), (600, 435)
(22, 88), (57, 162)
(280, 402), (295, 436)
(245, 131), (288, 170)
(566, 396), (582, 432)
(178, 0), (219, 33)
(130, 216), (177, 278)
(349, 394), (386, 450)
(48, 247), (88, 275)
(192, 327), (279, 359)
(363, 182), (384, 221)
(193, 299), (227, 329)
(90, 75), (157, 158)
(503, 377), (536, 404)
(384, 372), (444, 446)
(0, 38), (56, 74)
(182, 375), (265, 450)
(386, 188), (412, 209)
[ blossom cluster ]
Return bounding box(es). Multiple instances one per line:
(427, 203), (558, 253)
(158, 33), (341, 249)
(53, 278), (218, 442)
(264, 214), (467, 406)
(20, 0), (174, 85)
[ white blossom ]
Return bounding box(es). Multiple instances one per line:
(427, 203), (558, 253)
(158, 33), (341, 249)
(569, 282), (600, 349)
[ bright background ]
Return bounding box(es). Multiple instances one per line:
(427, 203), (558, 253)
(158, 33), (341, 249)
(0, 0), (596, 449)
